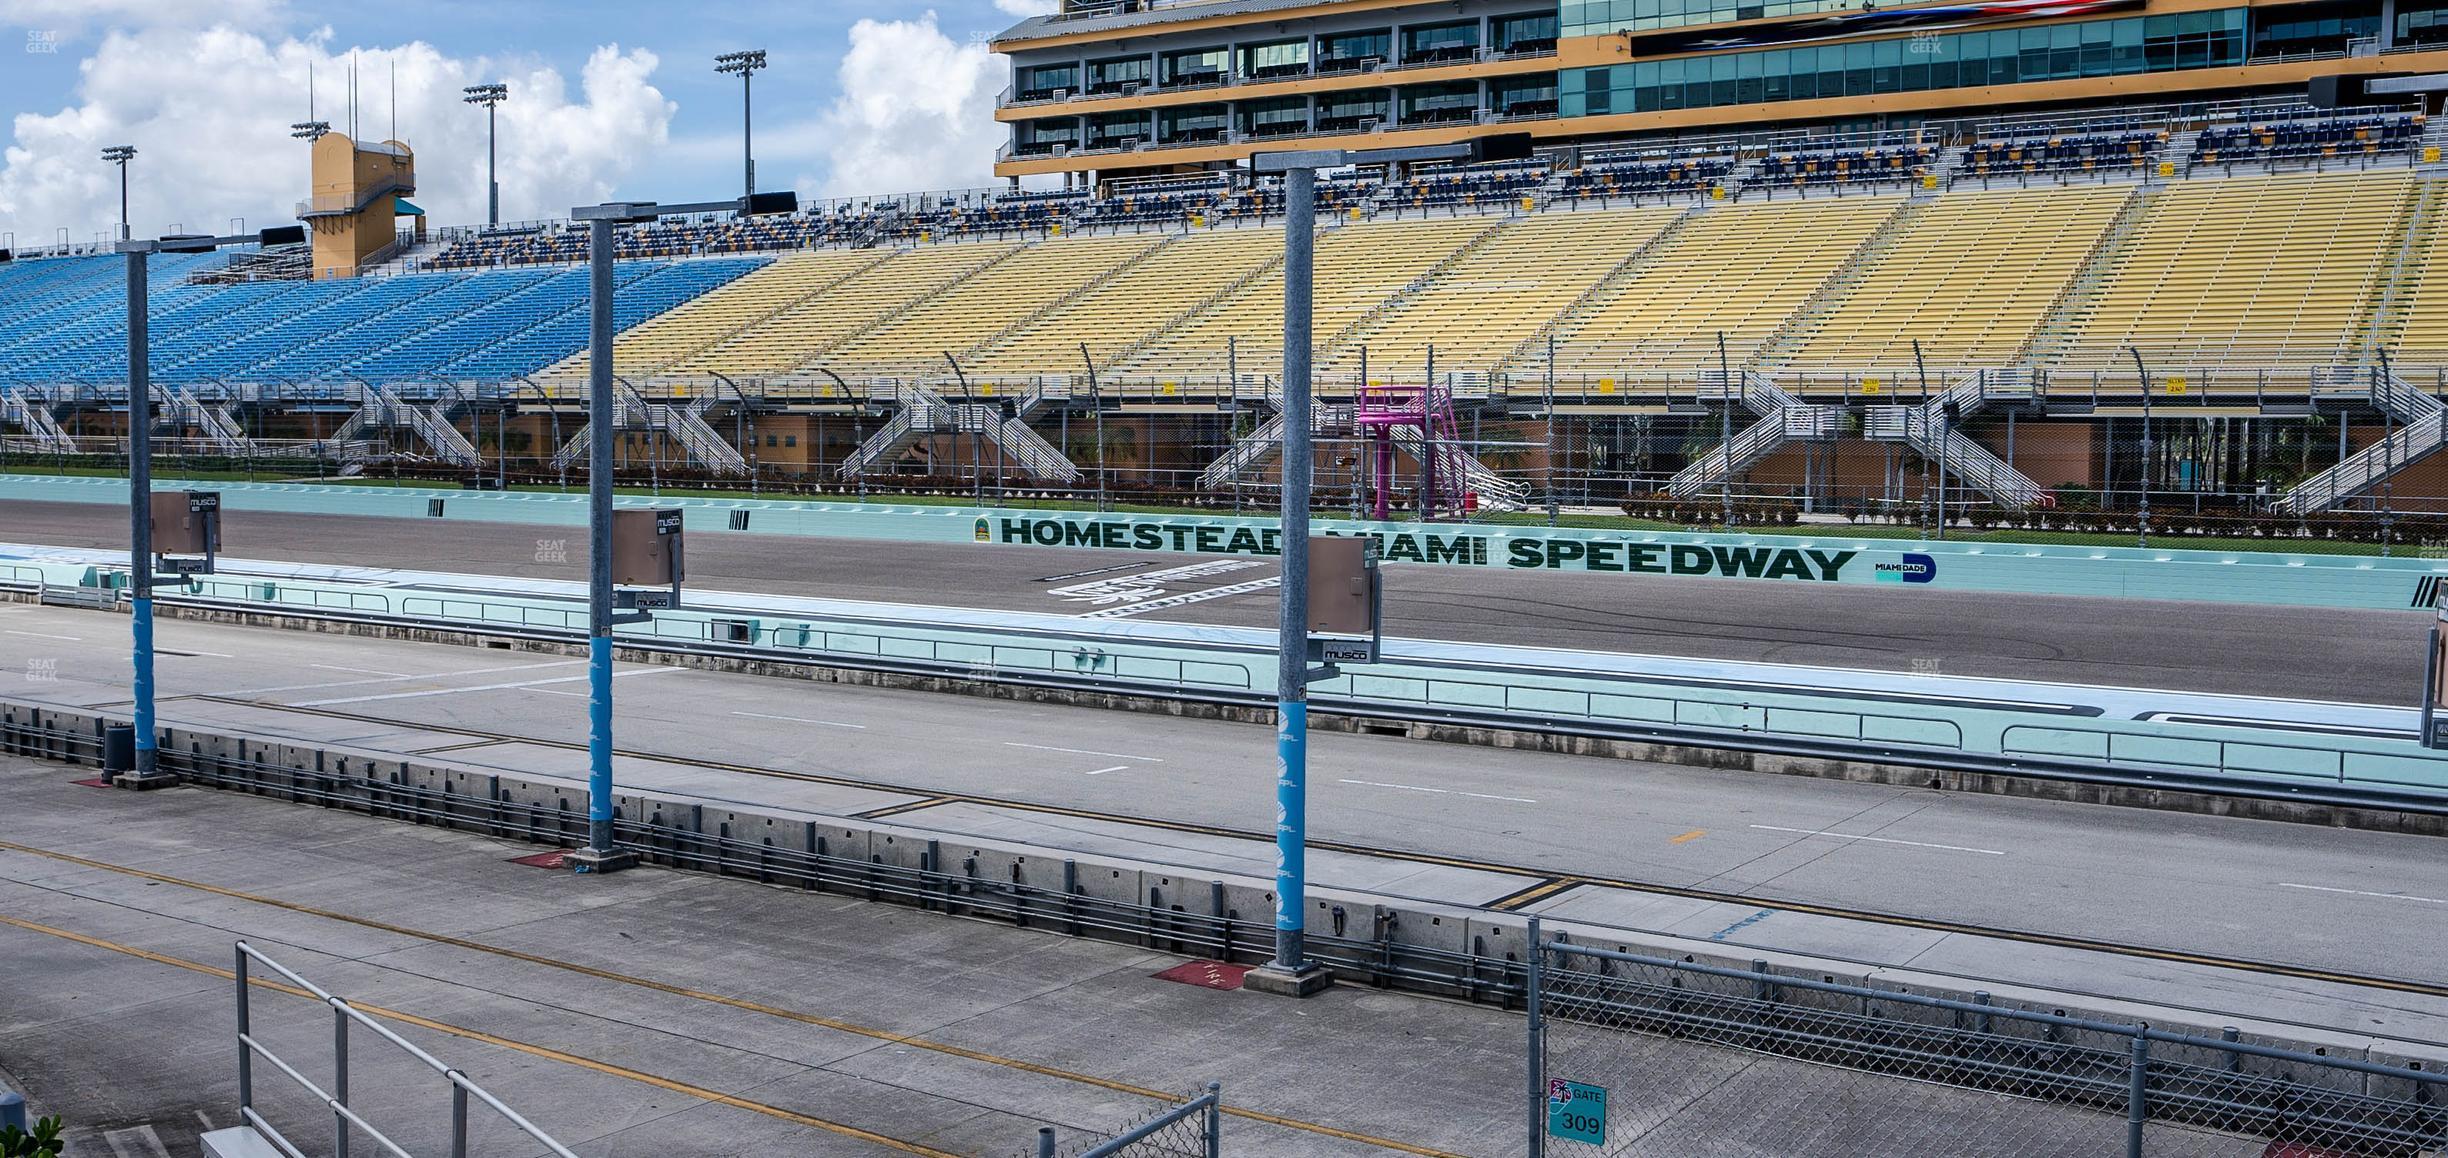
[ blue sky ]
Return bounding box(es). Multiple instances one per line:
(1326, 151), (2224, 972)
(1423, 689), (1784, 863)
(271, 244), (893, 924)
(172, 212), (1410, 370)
(0, 1), (1039, 242)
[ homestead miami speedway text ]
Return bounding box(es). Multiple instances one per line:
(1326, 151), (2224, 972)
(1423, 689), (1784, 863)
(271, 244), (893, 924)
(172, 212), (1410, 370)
(989, 517), (1863, 582)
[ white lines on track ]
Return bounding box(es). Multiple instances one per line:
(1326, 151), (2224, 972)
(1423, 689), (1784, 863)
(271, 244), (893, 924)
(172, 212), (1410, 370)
(1337, 778), (1538, 804)
(4, 629), (81, 641)
(731, 710), (866, 730)
(2277, 883), (2448, 905)
(312, 662), (413, 678)
(1005, 741), (1164, 763)
(224, 659), (582, 696)
(1749, 824), (2005, 856)
(292, 666), (684, 707)
(1076, 576), (1281, 620)
(1086, 765), (1131, 776)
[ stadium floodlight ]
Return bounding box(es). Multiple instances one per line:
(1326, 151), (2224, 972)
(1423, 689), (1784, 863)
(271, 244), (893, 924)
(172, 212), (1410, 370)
(289, 120), (330, 142)
(1238, 132), (1534, 1000)
(100, 145), (137, 241)
(110, 223), (300, 791)
(463, 83), (509, 226)
(714, 50), (769, 197)
(558, 186), (797, 875)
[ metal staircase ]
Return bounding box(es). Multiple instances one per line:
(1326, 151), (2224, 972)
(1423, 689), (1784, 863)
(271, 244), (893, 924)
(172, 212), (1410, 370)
(651, 394), (750, 474)
(344, 384), (479, 466)
(1861, 368), (2051, 507)
(837, 379), (1080, 482)
(1387, 420), (1527, 510)
(159, 387), (253, 456)
(1665, 370), (1844, 497)
(0, 388), (75, 453)
(2276, 367), (2448, 513)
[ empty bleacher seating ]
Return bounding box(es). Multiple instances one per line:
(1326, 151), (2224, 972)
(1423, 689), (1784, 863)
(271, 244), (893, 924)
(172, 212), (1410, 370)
(2049, 170), (2416, 374)
(1778, 184), (2134, 370)
(1116, 215), (1498, 380)
(1755, 142), (1935, 190)
(1540, 196), (1906, 380)
(554, 250), (893, 380)
(1380, 163), (1549, 211)
(668, 242), (1022, 377)
(1554, 153), (1732, 203)
(823, 234), (1168, 374)
(1323, 207), (1686, 377)
(1959, 127), (2166, 180)
(2190, 109), (2425, 169)
(962, 228), (1286, 377)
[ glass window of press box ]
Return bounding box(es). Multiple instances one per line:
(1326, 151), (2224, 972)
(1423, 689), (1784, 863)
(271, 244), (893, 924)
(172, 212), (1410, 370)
(1160, 104), (1230, 143)
(1015, 119), (1080, 155)
(1089, 110), (1150, 147)
(1320, 91), (1393, 130)
(1016, 63), (1079, 101)
(1404, 21), (1482, 63)
(1087, 55), (1153, 94)
(1496, 12), (1561, 53)
(1241, 39), (1311, 80)
(1241, 96), (1312, 137)
(1401, 81), (1481, 123)
(1320, 30), (1393, 72)
(2401, 0), (2448, 45)
(1161, 45), (1230, 86)
(1495, 74), (1560, 115)
(2248, 0), (2379, 55)
(1564, 0), (1861, 36)
(1561, 10), (2247, 114)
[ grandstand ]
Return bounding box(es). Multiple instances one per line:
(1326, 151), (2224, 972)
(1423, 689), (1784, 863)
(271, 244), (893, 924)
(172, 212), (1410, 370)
(7, 96), (2448, 511)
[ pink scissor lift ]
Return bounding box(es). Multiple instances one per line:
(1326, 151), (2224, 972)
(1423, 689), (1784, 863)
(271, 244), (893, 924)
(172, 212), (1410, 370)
(1353, 380), (1478, 520)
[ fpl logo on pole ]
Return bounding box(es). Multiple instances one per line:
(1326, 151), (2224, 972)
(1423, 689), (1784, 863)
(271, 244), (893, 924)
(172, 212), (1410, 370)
(1873, 553), (1938, 584)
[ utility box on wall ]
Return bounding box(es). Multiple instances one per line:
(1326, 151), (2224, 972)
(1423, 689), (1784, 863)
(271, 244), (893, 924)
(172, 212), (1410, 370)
(611, 509), (685, 587)
(149, 490), (220, 557)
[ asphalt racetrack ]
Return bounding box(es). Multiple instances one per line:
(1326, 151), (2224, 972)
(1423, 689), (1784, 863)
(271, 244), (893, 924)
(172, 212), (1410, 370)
(1, 498), (2411, 702)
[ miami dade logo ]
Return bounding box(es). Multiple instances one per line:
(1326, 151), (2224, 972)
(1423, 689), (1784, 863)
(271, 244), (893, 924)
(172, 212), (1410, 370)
(1873, 552), (1937, 584)
(974, 517), (991, 542)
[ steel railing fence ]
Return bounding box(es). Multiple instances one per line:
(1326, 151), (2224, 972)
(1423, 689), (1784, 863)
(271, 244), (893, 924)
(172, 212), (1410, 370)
(232, 940), (579, 1158)
(1528, 925), (2448, 1157)
(1030, 1084), (1222, 1158)
(6, 715), (2446, 1158)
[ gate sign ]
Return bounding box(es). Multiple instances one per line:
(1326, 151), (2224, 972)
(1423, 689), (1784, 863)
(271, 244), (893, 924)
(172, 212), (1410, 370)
(1547, 1079), (1607, 1145)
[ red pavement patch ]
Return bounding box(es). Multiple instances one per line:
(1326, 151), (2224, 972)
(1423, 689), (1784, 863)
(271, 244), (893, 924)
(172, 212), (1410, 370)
(1151, 960), (1250, 991)
(70, 778), (112, 788)
(507, 851), (572, 869)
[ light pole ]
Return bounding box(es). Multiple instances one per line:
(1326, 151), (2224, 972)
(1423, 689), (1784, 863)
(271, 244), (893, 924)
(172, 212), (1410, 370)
(114, 224), (301, 789)
(1246, 134), (1529, 997)
(2127, 346), (2151, 547)
(714, 50), (768, 198)
(567, 187), (795, 873)
(101, 146), (136, 241)
(463, 84), (508, 227)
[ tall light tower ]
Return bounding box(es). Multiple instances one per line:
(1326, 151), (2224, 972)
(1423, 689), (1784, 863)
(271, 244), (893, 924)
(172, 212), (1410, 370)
(714, 50), (768, 198)
(100, 145), (137, 240)
(463, 83), (509, 226)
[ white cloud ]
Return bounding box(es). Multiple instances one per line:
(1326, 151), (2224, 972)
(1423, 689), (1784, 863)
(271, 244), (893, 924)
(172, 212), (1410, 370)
(992, 0), (1060, 16)
(812, 12), (1005, 198)
(0, 24), (676, 243)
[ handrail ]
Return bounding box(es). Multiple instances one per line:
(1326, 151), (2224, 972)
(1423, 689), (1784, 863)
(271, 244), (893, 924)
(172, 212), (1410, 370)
(233, 940), (579, 1158)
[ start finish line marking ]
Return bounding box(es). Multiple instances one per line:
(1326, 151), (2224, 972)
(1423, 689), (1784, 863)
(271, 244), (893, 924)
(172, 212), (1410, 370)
(1077, 576), (1282, 620)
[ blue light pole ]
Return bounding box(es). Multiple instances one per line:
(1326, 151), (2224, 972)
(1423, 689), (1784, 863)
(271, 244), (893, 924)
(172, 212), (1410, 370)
(1246, 137), (1511, 997)
(565, 189), (794, 872)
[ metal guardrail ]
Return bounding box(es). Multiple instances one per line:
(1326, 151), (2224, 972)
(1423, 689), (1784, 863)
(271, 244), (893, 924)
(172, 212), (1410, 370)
(4, 713), (2441, 1158)
(232, 940), (578, 1158)
(7, 558), (2439, 815)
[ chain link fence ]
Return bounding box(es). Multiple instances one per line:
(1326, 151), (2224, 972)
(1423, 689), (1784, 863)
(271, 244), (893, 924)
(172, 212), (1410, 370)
(1025, 1084), (1222, 1157)
(1530, 928), (2448, 1157)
